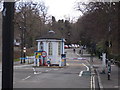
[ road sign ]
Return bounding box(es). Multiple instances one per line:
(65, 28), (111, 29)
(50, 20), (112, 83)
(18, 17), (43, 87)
(42, 51), (47, 57)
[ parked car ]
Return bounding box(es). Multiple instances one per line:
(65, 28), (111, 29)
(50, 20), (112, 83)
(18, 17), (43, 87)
(64, 45), (68, 49)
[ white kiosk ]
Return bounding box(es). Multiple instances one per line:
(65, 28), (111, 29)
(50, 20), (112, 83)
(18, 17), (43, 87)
(36, 30), (66, 66)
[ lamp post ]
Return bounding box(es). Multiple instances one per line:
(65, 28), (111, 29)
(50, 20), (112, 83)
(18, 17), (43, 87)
(23, 46), (26, 63)
(106, 0), (112, 60)
(20, 26), (26, 64)
(20, 27), (23, 64)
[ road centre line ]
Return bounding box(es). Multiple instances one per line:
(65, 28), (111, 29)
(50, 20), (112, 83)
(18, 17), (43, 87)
(22, 76), (31, 80)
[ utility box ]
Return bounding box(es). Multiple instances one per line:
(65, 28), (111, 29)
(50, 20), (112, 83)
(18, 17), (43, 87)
(61, 54), (66, 66)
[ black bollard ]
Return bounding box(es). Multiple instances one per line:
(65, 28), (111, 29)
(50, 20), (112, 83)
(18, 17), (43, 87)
(108, 72), (111, 80)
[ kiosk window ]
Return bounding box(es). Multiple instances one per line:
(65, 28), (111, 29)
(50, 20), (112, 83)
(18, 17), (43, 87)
(48, 42), (52, 55)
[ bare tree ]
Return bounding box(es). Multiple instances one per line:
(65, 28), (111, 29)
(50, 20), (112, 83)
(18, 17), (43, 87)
(14, 1), (49, 48)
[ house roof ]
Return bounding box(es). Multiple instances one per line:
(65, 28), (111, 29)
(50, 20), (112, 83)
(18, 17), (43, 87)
(37, 30), (62, 40)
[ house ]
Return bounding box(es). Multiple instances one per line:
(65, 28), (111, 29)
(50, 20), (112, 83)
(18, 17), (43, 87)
(35, 30), (66, 67)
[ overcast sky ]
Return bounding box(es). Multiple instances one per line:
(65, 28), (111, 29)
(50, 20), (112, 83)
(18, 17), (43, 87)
(43, 0), (84, 21)
(33, 0), (89, 22)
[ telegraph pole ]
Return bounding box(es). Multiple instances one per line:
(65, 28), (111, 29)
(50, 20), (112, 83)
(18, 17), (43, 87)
(2, 1), (15, 89)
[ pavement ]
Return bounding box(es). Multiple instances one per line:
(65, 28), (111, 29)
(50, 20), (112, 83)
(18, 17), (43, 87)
(92, 57), (119, 90)
(80, 50), (120, 90)
(71, 48), (119, 89)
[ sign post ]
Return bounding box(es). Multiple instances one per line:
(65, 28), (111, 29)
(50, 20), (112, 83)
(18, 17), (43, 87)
(41, 51), (47, 58)
(42, 51), (47, 65)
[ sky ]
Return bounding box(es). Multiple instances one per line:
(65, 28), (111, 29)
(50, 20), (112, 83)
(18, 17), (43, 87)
(35, 0), (88, 22)
(43, 0), (84, 22)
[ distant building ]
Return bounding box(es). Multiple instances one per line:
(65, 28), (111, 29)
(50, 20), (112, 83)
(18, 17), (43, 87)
(36, 30), (66, 66)
(0, 12), (2, 62)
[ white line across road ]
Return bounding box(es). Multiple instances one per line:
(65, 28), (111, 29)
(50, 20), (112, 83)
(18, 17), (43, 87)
(66, 58), (86, 60)
(14, 64), (34, 69)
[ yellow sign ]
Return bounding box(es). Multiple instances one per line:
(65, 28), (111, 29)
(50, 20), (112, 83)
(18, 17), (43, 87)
(38, 53), (41, 56)
(35, 52), (41, 59)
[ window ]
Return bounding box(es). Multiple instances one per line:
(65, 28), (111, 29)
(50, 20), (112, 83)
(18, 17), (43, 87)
(40, 42), (43, 51)
(58, 42), (61, 55)
(48, 42), (52, 55)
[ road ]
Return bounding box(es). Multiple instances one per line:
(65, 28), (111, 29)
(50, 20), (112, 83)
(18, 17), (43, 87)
(13, 49), (97, 88)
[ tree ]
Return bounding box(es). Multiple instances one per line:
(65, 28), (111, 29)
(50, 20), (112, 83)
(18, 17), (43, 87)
(75, 1), (119, 59)
(14, 1), (48, 48)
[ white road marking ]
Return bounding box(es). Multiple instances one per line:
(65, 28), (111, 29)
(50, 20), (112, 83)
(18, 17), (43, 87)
(33, 68), (36, 72)
(53, 69), (58, 70)
(22, 76), (31, 80)
(91, 75), (95, 90)
(14, 68), (33, 70)
(79, 63), (89, 77)
(114, 86), (120, 88)
(34, 72), (41, 75)
(33, 68), (41, 75)
(76, 53), (80, 56)
(82, 63), (89, 71)
(93, 76), (95, 90)
(66, 63), (69, 66)
(14, 64), (34, 68)
(79, 71), (83, 77)
(91, 75), (93, 90)
(46, 70), (49, 72)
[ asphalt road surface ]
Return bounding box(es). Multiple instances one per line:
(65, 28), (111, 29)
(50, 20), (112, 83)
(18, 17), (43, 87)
(13, 49), (97, 88)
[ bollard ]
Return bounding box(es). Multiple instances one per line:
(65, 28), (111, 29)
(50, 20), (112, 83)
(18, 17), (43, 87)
(108, 72), (111, 80)
(48, 64), (50, 67)
(47, 60), (51, 67)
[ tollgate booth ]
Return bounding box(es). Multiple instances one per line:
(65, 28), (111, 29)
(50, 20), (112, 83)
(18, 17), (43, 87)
(34, 30), (66, 67)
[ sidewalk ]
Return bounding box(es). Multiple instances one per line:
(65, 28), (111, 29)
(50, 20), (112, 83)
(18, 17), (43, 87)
(92, 57), (119, 89)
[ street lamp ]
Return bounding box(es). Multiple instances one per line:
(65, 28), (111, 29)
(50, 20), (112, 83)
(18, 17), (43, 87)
(23, 46), (26, 63)
(20, 26), (23, 64)
(20, 26), (26, 64)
